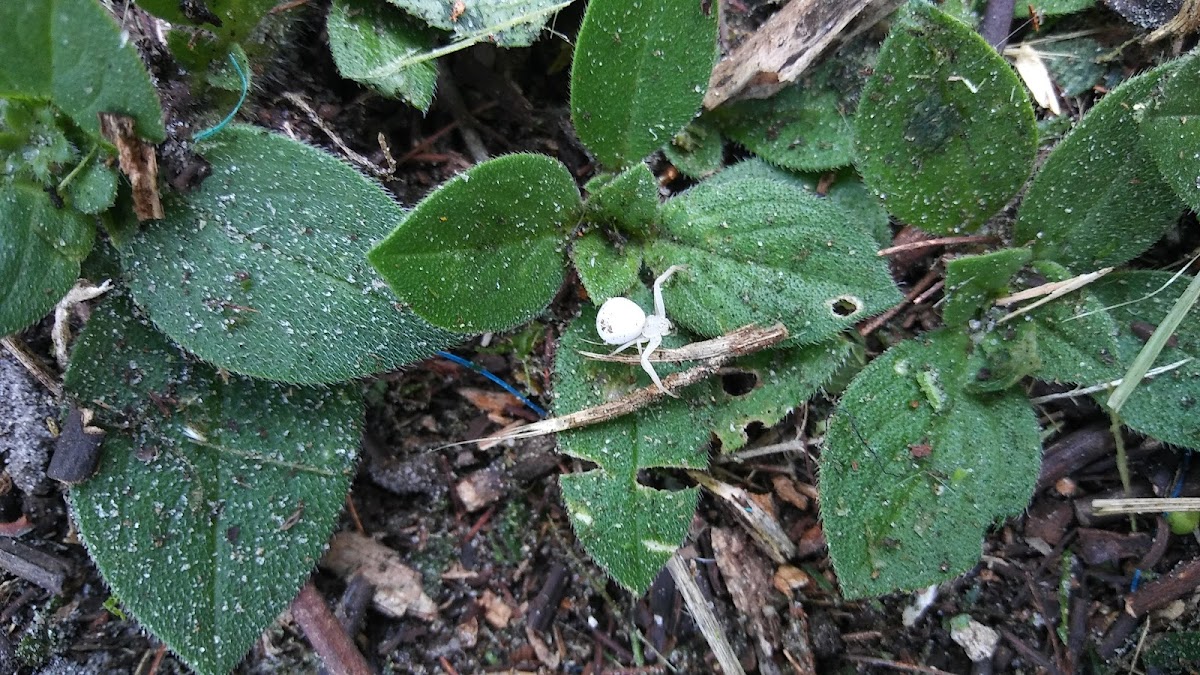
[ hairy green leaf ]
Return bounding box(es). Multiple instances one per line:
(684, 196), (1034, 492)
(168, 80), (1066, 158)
(584, 163), (658, 235)
(1090, 271), (1200, 449)
(328, 0), (438, 111)
(855, 1), (1036, 234)
(942, 248), (1031, 327)
(1020, 261), (1122, 387)
(0, 182), (95, 335)
(822, 329), (1042, 598)
(717, 85), (854, 172)
(1015, 60), (1184, 270)
(0, 0), (164, 142)
(709, 338), (854, 452)
(117, 126), (456, 384)
(383, 0), (567, 47)
(66, 292), (361, 675)
(1016, 0), (1096, 16)
(571, 230), (643, 304)
(1140, 51), (1200, 212)
(663, 113), (724, 179)
(369, 153), (581, 333)
(644, 166), (900, 343)
(64, 157), (118, 215)
(570, 0), (718, 169)
(554, 301), (709, 594)
(554, 300), (851, 592)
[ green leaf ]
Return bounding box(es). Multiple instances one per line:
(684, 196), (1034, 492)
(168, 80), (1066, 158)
(137, 0), (277, 75)
(644, 169), (901, 344)
(0, 182), (95, 335)
(1090, 271), (1200, 449)
(942, 248), (1031, 327)
(854, 1), (1036, 234)
(117, 125), (456, 384)
(63, 157), (118, 215)
(663, 113), (724, 179)
(554, 298), (849, 591)
(66, 292), (360, 675)
(709, 338), (854, 452)
(1140, 51), (1200, 213)
(1015, 60), (1184, 270)
(369, 153), (581, 333)
(570, 230), (642, 304)
(383, 0), (567, 47)
(584, 162), (658, 235)
(719, 85), (854, 172)
(1021, 260), (1122, 386)
(327, 0), (438, 112)
(0, 0), (165, 142)
(705, 162), (893, 249)
(1041, 38), (1107, 98)
(1015, 0), (1096, 16)
(554, 301), (709, 594)
(714, 42), (876, 173)
(570, 0), (718, 169)
(822, 329), (1042, 598)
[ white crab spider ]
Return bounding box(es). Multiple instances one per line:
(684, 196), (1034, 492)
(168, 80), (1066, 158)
(595, 265), (687, 396)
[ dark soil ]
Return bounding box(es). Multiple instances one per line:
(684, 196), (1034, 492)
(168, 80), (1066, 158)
(2, 1), (1200, 674)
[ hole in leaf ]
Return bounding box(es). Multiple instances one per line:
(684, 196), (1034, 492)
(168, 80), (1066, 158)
(720, 370), (758, 396)
(828, 295), (863, 318)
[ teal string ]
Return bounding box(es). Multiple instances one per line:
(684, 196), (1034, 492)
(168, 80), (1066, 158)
(193, 53), (249, 142)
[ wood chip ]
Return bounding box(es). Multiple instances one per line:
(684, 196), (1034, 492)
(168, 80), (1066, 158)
(454, 467), (505, 513)
(704, 0), (887, 108)
(98, 113), (163, 221)
(0, 538), (71, 594)
(319, 531), (437, 621)
(712, 527), (783, 667)
(478, 589), (515, 629)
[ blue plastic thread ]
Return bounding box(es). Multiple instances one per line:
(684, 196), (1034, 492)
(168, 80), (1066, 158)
(436, 351), (548, 418)
(193, 53), (249, 142)
(1131, 451), (1193, 593)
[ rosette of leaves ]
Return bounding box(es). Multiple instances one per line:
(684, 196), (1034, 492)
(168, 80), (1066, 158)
(0, 0), (163, 336)
(368, 0), (903, 592)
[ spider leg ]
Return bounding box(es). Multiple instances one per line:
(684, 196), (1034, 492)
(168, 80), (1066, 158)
(651, 265), (687, 321)
(609, 337), (643, 356)
(640, 333), (676, 397)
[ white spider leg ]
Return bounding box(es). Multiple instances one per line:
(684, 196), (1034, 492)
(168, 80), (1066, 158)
(640, 332), (677, 397)
(609, 336), (644, 356)
(651, 265), (687, 321)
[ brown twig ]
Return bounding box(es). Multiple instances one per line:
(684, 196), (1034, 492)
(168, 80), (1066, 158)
(460, 324), (788, 447)
(876, 235), (998, 257)
(1, 337), (62, 398)
(858, 268), (941, 337)
(842, 654), (959, 674)
(291, 581), (373, 675)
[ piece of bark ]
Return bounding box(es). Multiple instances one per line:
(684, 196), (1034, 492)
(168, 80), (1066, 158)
(47, 407), (105, 485)
(291, 582), (373, 675)
(712, 526), (783, 670)
(704, 0), (889, 109)
(0, 538), (71, 594)
(98, 113), (163, 221)
(1037, 425), (1115, 489)
(319, 531), (437, 621)
(455, 467), (505, 513)
(1075, 528), (1151, 566)
(1126, 557), (1200, 617)
(527, 563), (569, 634)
